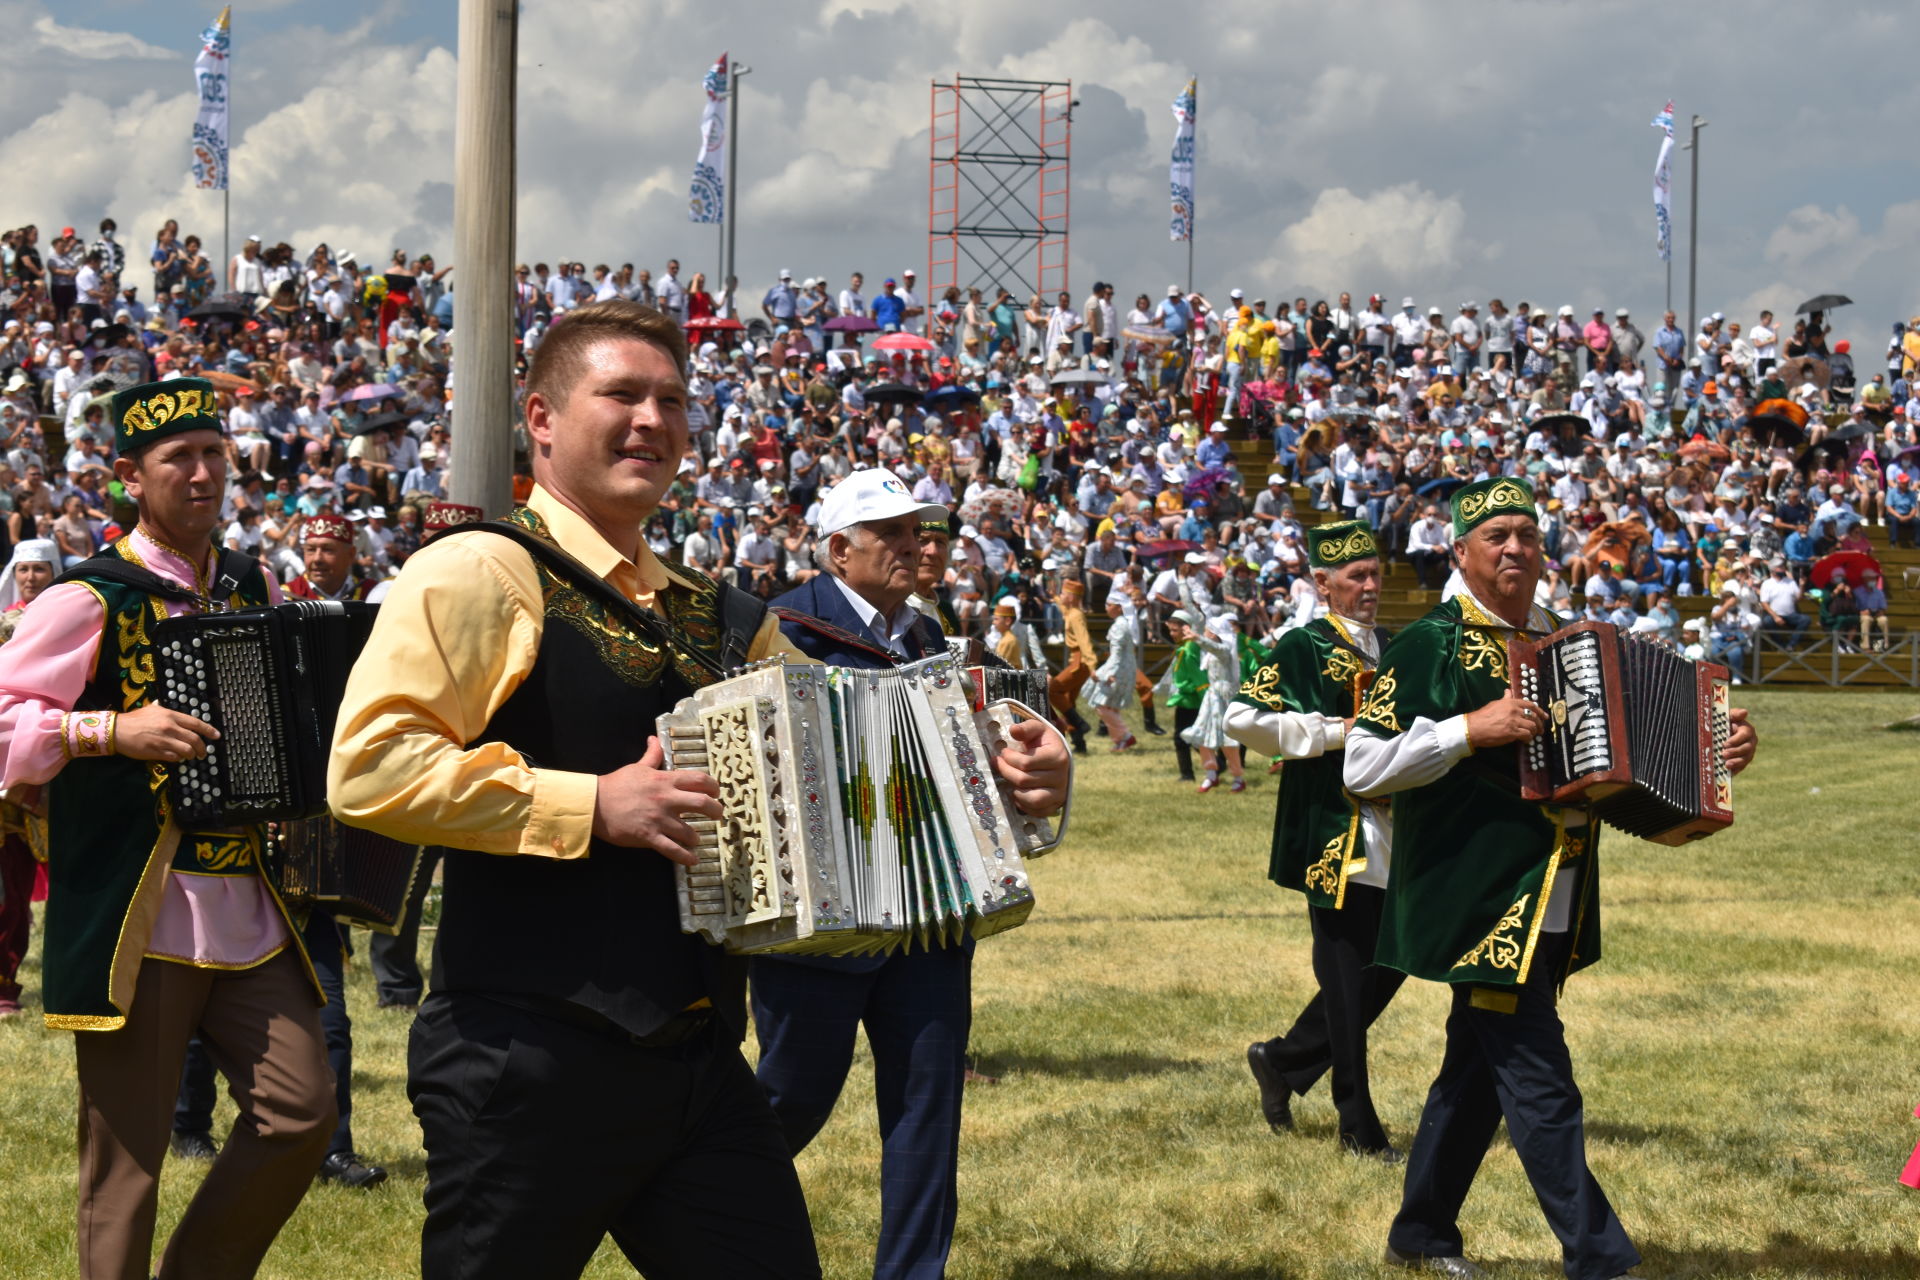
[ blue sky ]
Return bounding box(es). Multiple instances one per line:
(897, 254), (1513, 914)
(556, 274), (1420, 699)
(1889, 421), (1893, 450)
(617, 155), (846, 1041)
(6, 1), (1916, 357)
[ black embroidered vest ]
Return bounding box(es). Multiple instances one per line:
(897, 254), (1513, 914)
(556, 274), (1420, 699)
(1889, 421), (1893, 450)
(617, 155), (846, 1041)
(429, 511), (748, 1038)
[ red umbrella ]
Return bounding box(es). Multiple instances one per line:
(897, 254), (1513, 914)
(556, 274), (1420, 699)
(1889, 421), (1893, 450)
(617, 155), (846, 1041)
(1810, 550), (1881, 590)
(873, 332), (936, 353)
(824, 315), (878, 333)
(1678, 438), (1731, 465)
(684, 315), (743, 332)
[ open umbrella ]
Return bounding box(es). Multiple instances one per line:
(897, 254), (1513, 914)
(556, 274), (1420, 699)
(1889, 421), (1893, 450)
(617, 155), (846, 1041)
(1746, 398), (1808, 448)
(1531, 411), (1592, 451)
(1182, 466), (1235, 504)
(684, 315), (744, 332)
(958, 487), (1024, 527)
(339, 382), (400, 404)
(1795, 294), (1853, 316)
(1049, 368), (1110, 387)
(873, 332), (936, 353)
(1895, 444), (1920, 470)
(1810, 550), (1880, 589)
(1133, 538), (1200, 568)
(186, 295), (248, 322)
(1678, 438), (1731, 465)
(1121, 326), (1178, 348)
(1825, 421), (1874, 446)
(1416, 476), (1467, 499)
(1795, 439), (1848, 472)
(86, 323), (132, 350)
(923, 384), (981, 412)
(350, 411), (413, 437)
(200, 370), (257, 394)
(823, 315), (878, 334)
(1773, 355), (1829, 392)
(862, 381), (923, 406)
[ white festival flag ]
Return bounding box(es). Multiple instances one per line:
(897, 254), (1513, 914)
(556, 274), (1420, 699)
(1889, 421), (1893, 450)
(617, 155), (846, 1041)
(688, 52), (728, 224)
(1651, 99), (1674, 263)
(1169, 79), (1195, 242)
(191, 6), (230, 191)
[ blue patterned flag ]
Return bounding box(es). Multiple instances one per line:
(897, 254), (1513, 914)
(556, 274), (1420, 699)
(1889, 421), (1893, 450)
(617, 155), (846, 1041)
(688, 53), (728, 224)
(1169, 79), (1195, 242)
(1651, 99), (1673, 262)
(191, 6), (230, 190)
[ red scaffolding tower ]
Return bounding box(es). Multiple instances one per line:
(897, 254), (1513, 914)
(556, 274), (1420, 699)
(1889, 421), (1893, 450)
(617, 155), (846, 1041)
(929, 76), (1071, 304)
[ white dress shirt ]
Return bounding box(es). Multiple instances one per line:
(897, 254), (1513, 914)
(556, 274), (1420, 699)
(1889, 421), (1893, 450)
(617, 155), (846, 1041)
(830, 574), (919, 659)
(1225, 614), (1391, 888)
(1343, 586), (1582, 930)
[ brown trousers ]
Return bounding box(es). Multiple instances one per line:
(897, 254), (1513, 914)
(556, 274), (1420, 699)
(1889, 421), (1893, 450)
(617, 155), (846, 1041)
(73, 949), (336, 1280)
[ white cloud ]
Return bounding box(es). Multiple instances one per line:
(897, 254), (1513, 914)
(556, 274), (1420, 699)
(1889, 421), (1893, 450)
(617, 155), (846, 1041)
(1265, 184), (1474, 290)
(29, 15), (175, 62)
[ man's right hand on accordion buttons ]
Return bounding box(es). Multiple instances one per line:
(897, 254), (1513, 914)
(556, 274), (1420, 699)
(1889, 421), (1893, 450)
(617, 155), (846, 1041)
(593, 735), (723, 866)
(1464, 692), (1547, 750)
(114, 703), (218, 762)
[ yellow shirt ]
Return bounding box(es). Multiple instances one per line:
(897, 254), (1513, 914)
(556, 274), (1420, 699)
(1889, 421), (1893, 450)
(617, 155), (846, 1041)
(327, 484), (796, 860)
(1224, 326), (1248, 365)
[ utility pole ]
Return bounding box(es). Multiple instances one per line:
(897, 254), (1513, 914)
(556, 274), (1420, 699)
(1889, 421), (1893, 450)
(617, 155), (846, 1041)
(1682, 114), (1707, 341)
(722, 62), (751, 291)
(451, 0), (517, 517)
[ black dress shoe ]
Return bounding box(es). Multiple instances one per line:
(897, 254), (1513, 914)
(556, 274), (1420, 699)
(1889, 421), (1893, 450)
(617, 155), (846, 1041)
(1143, 722), (1168, 735)
(318, 1151), (389, 1189)
(1383, 1246), (1483, 1277)
(169, 1130), (218, 1161)
(1341, 1136), (1405, 1165)
(1244, 1042), (1294, 1132)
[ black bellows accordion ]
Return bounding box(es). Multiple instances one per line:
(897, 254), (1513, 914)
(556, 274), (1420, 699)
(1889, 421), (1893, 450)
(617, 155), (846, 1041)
(265, 815), (425, 934)
(152, 600), (377, 823)
(1508, 620), (1734, 845)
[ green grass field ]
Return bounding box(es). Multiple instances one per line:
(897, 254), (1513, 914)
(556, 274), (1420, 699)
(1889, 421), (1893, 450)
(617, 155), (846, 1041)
(3, 688), (1919, 1279)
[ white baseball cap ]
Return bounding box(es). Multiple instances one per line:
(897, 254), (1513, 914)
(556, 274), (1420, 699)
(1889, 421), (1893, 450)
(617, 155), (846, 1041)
(815, 467), (949, 536)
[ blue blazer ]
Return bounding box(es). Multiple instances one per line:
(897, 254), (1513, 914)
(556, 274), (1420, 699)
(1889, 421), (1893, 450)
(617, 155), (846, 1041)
(768, 575), (948, 669)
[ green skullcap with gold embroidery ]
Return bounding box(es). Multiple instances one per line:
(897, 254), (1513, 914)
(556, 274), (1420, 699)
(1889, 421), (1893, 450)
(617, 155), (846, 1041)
(1450, 475), (1538, 540)
(1306, 519), (1380, 568)
(111, 377), (224, 457)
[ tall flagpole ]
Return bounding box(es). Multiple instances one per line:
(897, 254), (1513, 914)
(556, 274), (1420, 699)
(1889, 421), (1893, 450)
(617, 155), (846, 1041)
(1175, 78), (1190, 301)
(723, 62), (750, 292)
(1683, 114), (1708, 340)
(451, 0), (518, 516)
(223, 10), (229, 275)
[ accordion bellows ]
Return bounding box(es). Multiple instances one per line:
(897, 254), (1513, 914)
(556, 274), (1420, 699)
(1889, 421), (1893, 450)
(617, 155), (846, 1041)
(1510, 621), (1734, 845)
(664, 656), (1064, 955)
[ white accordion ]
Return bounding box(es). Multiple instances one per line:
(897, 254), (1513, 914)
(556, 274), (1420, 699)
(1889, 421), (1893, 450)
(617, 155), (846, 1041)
(663, 655), (1069, 956)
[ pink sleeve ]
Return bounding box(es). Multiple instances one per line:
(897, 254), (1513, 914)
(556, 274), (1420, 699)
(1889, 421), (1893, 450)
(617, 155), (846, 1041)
(0, 583), (107, 789)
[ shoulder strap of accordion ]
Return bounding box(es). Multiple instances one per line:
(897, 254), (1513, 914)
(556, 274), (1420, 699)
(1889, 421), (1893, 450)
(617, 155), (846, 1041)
(432, 520), (725, 677)
(716, 581), (768, 672)
(769, 606), (900, 667)
(54, 554), (200, 603)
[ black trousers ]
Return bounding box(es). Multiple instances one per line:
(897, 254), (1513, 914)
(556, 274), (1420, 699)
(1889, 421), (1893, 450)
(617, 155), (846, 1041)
(1172, 705), (1198, 779)
(173, 1036), (217, 1135)
(1262, 884), (1406, 1149)
(410, 993), (818, 1280)
(1388, 930), (1640, 1280)
(370, 847), (440, 1006)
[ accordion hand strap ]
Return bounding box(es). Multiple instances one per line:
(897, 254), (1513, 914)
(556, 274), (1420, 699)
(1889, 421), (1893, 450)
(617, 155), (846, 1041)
(986, 695), (1074, 856)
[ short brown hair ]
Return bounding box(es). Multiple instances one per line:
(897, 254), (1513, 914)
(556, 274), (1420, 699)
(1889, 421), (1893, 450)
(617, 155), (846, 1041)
(526, 299), (687, 409)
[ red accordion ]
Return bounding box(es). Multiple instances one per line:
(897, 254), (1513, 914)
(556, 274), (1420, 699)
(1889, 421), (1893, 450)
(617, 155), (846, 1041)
(1508, 621), (1734, 846)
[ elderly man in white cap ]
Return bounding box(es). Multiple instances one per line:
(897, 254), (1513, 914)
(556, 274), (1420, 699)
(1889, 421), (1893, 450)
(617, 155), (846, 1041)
(755, 466), (1069, 1280)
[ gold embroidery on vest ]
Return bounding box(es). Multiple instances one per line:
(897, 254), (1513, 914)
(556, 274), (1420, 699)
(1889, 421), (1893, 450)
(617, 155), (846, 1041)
(116, 607), (156, 710)
(1237, 664), (1284, 709)
(1303, 831), (1345, 894)
(1356, 669), (1401, 733)
(1322, 647), (1365, 685)
(1452, 892), (1531, 972)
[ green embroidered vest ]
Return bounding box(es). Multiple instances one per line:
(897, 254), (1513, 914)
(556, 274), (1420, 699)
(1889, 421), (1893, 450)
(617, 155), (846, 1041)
(1234, 618), (1383, 910)
(1354, 595), (1601, 988)
(42, 547), (287, 1030)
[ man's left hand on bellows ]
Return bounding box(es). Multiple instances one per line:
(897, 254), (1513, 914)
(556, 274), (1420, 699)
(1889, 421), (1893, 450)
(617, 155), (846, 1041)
(993, 716), (1071, 817)
(1725, 706), (1758, 775)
